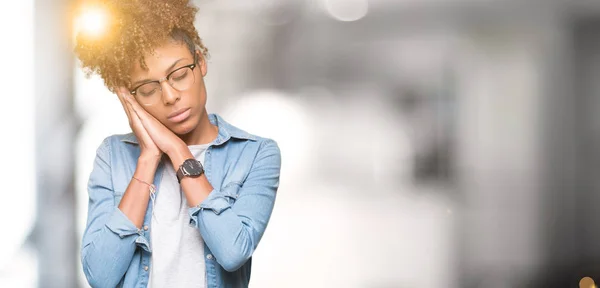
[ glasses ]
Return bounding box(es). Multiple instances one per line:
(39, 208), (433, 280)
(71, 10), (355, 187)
(130, 57), (198, 106)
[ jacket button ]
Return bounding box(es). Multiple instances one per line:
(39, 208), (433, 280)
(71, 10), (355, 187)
(143, 226), (148, 231)
(144, 266), (149, 271)
(207, 254), (213, 260)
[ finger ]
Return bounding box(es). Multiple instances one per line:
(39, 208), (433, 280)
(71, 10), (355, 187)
(116, 88), (133, 121)
(115, 89), (126, 110)
(123, 92), (146, 113)
(124, 94), (172, 142)
(119, 96), (133, 122)
(124, 99), (143, 126)
(124, 93), (157, 127)
(122, 92), (143, 116)
(124, 100), (163, 148)
(124, 100), (153, 139)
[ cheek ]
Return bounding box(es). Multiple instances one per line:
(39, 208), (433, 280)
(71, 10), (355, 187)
(186, 85), (206, 109)
(193, 77), (207, 98)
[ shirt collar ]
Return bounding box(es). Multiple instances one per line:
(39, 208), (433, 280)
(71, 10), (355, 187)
(121, 113), (256, 145)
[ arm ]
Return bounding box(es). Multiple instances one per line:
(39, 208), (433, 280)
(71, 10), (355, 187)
(119, 91), (281, 271)
(118, 155), (160, 227)
(168, 145), (212, 208)
(116, 87), (163, 228)
(80, 138), (158, 287)
(185, 139), (281, 272)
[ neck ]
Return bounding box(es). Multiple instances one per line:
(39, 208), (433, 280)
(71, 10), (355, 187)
(180, 110), (218, 146)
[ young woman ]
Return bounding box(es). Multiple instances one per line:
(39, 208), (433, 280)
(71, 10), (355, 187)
(76, 1), (281, 287)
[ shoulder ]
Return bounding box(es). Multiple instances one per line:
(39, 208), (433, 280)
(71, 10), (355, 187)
(214, 115), (281, 166)
(96, 133), (137, 149)
(254, 136), (280, 157)
(94, 133), (139, 162)
(218, 116), (280, 154)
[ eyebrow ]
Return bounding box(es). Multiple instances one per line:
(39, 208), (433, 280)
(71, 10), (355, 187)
(131, 58), (187, 88)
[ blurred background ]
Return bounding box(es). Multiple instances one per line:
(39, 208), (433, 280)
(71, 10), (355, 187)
(3, 0), (600, 287)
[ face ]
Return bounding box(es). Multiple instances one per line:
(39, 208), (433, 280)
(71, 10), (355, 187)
(129, 40), (208, 136)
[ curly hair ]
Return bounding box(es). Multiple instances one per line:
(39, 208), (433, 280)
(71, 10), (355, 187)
(74, 0), (208, 92)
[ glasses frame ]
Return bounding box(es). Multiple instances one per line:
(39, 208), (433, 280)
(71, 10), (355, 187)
(129, 55), (198, 105)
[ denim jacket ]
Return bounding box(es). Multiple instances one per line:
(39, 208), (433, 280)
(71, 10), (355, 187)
(81, 114), (281, 288)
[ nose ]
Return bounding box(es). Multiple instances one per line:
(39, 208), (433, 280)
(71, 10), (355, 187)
(161, 81), (180, 106)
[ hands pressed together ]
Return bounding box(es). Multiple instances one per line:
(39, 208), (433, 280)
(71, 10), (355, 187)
(115, 87), (187, 165)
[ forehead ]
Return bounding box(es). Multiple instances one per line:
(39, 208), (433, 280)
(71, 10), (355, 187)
(130, 40), (192, 76)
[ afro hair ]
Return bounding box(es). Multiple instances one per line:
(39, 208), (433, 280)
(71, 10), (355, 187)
(74, 0), (208, 92)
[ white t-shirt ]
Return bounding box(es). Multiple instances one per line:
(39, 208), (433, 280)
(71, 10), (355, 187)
(148, 144), (209, 288)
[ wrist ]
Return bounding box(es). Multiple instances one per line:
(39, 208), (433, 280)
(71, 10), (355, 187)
(138, 154), (161, 169)
(133, 157), (159, 188)
(168, 144), (194, 169)
(164, 138), (187, 157)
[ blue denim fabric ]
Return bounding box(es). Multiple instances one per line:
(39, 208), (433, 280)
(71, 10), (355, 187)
(81, 114), (281, 288)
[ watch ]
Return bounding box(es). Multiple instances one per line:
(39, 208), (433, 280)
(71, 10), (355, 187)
(176, 159), (204, 183)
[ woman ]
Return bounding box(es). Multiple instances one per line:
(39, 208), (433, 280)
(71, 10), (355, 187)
(76, 1), (281, 287)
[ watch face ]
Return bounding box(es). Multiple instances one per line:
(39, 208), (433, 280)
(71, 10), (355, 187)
(182, 159), (203, 176)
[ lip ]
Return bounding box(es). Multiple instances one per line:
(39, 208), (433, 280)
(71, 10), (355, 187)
(167, 108), (191, 123)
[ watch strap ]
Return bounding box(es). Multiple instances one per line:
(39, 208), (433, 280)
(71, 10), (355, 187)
(176, 165), (185, 183)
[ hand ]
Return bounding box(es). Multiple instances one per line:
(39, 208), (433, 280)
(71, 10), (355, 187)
(116, 88), (163, 161)
(120, 89), (187, 157)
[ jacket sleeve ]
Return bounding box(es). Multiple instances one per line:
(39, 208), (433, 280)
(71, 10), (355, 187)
(188, 139), (281, 272)
(80, 137), (151, 287)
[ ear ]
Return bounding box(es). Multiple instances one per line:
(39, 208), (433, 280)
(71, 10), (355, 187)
(196, 50), (207, 77)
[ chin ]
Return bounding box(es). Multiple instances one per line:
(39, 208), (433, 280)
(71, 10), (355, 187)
(172, 118), (199, 136)
(171, 124), (193, 136)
